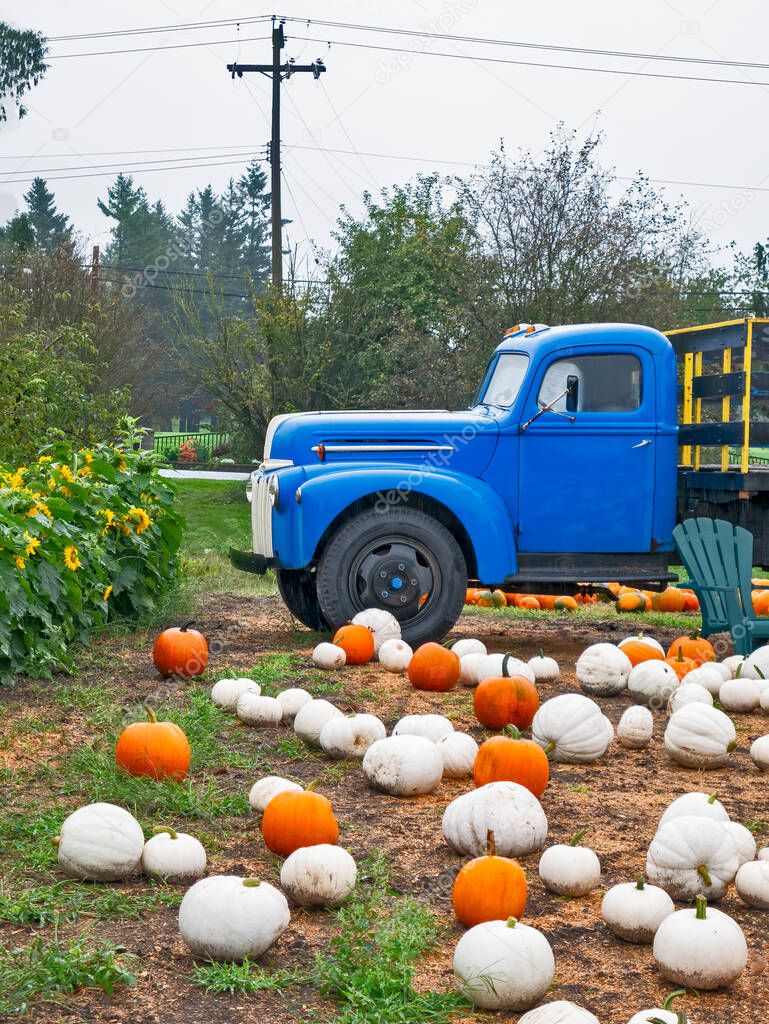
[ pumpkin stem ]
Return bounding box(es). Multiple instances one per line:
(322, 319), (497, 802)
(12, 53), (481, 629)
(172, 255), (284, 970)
(180, 622), (195, 632)
(145, 706), (158, 724)
(505, 916), (518, 928)
(727, 740), (737, 752)
(305, 780), (319, 793)
(485, 829), (497, 858)
(502, 724), (522, 740)
(501, 653), (513, 677)
(676, 645), (684, 662)
(697, 865), (712, 887)
(152, 826), (178, 840)
(52, 837), (60, 846)
(568, 828), (588, 847)
(695, 893), (708, 919)
(543, 741), (555, 757)
(707, 792), (718, 804)
(242, 877), (262, 888)
(635, 875), (645, 890)
(662, 991), (686, 1011)
(757, 664), (766, 681)
(538, 648), (545, 658)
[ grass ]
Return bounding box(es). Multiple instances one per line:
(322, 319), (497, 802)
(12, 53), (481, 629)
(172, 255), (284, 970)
(192, 959), (306, 995)
(463, 601), (698, 633)
(0, 879), (181, 928)
(0, 935), (137, 1017)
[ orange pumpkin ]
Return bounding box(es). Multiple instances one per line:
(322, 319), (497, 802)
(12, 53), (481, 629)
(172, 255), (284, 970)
(665, 645), (699, 680)
(333, 624), (375, 664)
(654, 587), (688, 613)
(753, 590), (769, 616)
(517, 595), (541, 610)
(618, 634), (664, 667)
(683, 591), (700, 612)
(261, 786), (338, 856)
(452, 830), (527, 927)
(152, 623), (208, 678)
(115, 707), (191, 781)
(475, 590), (495, 607)
(408, 642), (460, 692)
(665, 632), (715, 665)
(537, 594), (557, 611)
(554, 596), (578, 612)
(615, 591), (646, 613)
(473, 676), (540, 731)
(473, 727), (550, 798)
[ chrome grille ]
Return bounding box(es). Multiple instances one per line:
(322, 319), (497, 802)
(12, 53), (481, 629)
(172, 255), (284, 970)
(251, 472), (273, 557)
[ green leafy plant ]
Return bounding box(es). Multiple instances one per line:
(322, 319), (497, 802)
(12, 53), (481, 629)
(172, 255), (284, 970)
(193, 959), (305, 995)
(0, 435), (183, 683)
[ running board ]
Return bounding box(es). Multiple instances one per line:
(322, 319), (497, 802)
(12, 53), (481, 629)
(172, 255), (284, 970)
(502, 551), (675, 593)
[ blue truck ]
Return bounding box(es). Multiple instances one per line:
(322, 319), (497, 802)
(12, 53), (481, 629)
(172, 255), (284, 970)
(231, 317), (769, 644)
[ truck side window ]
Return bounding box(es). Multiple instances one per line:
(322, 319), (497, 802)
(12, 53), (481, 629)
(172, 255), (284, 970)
(538, 354), (642, 413)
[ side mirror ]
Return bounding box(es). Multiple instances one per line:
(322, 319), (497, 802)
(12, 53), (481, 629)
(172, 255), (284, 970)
(566, 374), (579, 413)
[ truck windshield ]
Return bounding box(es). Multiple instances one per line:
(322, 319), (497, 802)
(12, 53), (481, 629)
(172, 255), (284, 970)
(479, 353), (529, 408)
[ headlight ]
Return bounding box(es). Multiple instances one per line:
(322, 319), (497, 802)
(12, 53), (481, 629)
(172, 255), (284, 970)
(268, 474), (280, 508)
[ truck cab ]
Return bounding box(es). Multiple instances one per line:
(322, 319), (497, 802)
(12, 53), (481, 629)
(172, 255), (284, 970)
(235, 321), (680, 644)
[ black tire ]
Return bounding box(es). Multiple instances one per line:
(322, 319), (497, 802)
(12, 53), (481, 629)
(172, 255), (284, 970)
(276, 569), (330, 632)
(316, 506), (467, 647)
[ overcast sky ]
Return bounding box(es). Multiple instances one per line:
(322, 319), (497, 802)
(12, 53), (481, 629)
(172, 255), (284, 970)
(2, 0), (767, 275)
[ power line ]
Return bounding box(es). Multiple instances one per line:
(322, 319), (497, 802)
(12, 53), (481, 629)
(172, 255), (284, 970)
(0, 144), (262, 160)
(0, 150), (266, 177)
(0, 156), (268, 185)
(280, 16), (769, 72)
(47, 33), (270, 60)
(296, 34), (769, 89)
(49, 15), (271, 42)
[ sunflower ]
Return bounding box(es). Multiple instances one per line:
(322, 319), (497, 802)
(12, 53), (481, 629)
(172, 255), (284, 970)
(58, 464), (74, 483)
(126, 507), (152, 534)
(14, 555), (25, 570)
(102, 584), (113, 601)
(28, 502), (53, 520)
(78, 465), (92, 477)
(64, 545), (81, 571)
(37, 454), (53, 464)
(9, 471), (25, 491)
(23, 532), (40, 557)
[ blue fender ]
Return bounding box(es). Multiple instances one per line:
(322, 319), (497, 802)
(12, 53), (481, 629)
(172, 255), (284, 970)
(279, 466), (517, 581)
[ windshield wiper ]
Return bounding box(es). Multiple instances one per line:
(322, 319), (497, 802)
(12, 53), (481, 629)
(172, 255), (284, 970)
(520, 384), (576, 433)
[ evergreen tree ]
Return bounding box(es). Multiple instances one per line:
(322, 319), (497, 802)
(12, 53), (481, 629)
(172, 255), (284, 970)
(23, 177), (71, 251)
(236, 161), (270, 283)
(0, 22), (47, 122)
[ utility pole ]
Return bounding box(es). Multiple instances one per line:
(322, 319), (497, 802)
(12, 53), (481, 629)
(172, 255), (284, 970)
(90, 244), (100, 296)
(227, 18), (326, 290)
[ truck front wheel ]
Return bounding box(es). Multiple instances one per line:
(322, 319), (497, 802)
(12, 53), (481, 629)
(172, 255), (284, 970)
(276, 569), (330, 633)
(315, 507), (467, 647)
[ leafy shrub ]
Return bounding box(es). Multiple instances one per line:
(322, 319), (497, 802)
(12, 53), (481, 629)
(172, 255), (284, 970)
(178, 441), (197, 463)
(0, 439), (183, 683)
(212, 442), (233, 458)
(162, 446), (180, 463)
(194, 443), (211, 464)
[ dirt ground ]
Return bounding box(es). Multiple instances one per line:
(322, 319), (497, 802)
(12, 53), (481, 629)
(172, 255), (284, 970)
(4, 595), (768, 1024)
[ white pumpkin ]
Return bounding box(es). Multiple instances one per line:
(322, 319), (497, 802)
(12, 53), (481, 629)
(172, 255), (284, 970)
(293, 698), (343, 746)
(362, 735), (443, 796)
(616, 706), (653, 749)
(619, 634), (665, 656)
(211, 677), (260, 709)
(279, 844), (357, 906)
(453, 917), (555, 1011)
(664, 703), (737, 769)
(377, 638), (413, 673)
(351, 608), (400, 655)
(750, 734), (769, 770)
(722, 654), (747, 677)
(575, 643), (632, 697)
(527, 651), (560, 682)
(627, 661), (679, 708)
(235, 692), (283, 726)
(761, 687), (769, 714)
(538, 835), (600, 896)
(733, 656), (763, 680)
(646, 815), (740, 901)
(653, 894), (747, 990)
(759, 846), (769, 861)
(735, 858), (769, 908)
(667, 681), (713, 714)
(719, 677), (761, 712)
(680, 664), (727, 696)
(178, 875), (290, 961)
(659, 790), (729, 826)
(459, 652), (487, 687)
(725, 821), (757, 866)
(450, 638), (487, 658)
(141, 827), (207, 883)
(442, 781), (548, 857)
(532, 693), (612, 763)
(474, 653), (535, 684)
(518, 1003), (599, 1024)
(435, 732), (478, 779)
(392, 713), (454, 743)
(601, 876), (674, 943)
(747, 643), (769, 675)
(248, 775), (302, 813)
(625, 991), (687, 1024)
(275, 687), (312, 722)
(319, 713), (386, 759)
(311, 642), (346, 670)
(57, 802), (145, 881)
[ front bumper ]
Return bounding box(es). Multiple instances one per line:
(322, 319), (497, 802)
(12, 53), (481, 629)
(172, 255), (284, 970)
(229, 547), (271, 575)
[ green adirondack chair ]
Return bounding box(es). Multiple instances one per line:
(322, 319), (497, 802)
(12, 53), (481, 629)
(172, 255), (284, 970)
(673, 517), (769, 656)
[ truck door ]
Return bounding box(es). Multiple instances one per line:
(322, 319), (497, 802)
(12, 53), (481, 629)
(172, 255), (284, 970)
(517, 349), (656, 553)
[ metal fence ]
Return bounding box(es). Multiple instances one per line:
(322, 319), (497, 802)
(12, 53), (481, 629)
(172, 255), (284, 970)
(153, 431), (231, 457)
